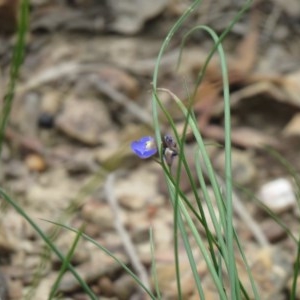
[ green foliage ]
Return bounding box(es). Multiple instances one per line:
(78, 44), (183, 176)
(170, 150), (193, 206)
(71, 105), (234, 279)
(151, 0), (257, 299)
(0, 188), (98, 299)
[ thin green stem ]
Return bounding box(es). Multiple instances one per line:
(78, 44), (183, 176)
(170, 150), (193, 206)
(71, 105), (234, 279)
(0, 0), (29, 160)
(44, 220), (156, 299)
(152, 0), (202, 148)
(291, 239), (300, 299)
(166, 178), (227, 299)
(0, 188), (98, 300)
(49, 227), (84, 300)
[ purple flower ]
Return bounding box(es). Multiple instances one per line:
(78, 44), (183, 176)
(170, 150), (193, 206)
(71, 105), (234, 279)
(131, 136), (157, 159)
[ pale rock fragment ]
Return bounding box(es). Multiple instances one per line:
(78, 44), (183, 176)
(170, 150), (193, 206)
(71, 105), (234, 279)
(258, 178), (296, 213)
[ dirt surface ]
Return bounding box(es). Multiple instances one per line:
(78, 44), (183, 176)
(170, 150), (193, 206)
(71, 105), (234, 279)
(1, 0), (300, 299)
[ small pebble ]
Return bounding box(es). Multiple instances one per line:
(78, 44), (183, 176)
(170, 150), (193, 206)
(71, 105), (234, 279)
(214, 149), (256, 185)
(250, 246), (291, 298)
(98, 276), (113, 297)
(81, 200), (115, 230)
(24, 154), (47, 172)
(113, 275), (137, 300)
(55, 97), (112, 146)
(258, 178), (296, 213)
(38, 112), (55, 129)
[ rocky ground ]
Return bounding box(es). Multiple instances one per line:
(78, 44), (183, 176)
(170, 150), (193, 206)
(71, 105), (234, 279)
(1, 0), (300, 299)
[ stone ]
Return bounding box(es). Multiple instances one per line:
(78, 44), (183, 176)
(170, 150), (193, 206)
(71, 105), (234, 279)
(24, 154), (47, 172)
(0, 211), (24, 253)
(56, 97), (112, 146)
(98, 276), (114, 297)
(6, 276), (21, 300)
(249, 246), (292, 298)
(100, 232), (122, 249)
(114, 166), (158, 210)
(113, 274), (138, 300)
(40, 90), (62, 115)
(152, 219), (173, 251)
(33, 273), (57, 300)
(108, 0), (168, 34)
(156, 261), (195, 299)
(58, 250), (126, 293)
(26, 167), (82, 208)
(5, 160), (28, 179)
(136, 242), (152, 265)
(214, 149), (256, 185)
(93, 130), (120, 164)
(130, 217), (151, 243)
(65, 149), (98, 174)
(1, 143), (10, 161)
(258, 178), (296, 213)
(118, 195), (146, 211)
(97, 66), (140, 98)
(81, 200), (127, 231)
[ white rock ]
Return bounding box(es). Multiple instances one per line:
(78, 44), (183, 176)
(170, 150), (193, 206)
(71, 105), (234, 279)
(258, 178), (296, 213)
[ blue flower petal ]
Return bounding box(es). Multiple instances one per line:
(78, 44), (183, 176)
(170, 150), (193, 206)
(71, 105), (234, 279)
(131, 136), (157, 159)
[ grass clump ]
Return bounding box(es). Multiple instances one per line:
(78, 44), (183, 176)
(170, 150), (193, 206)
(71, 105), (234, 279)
(151, 0), (257, 299)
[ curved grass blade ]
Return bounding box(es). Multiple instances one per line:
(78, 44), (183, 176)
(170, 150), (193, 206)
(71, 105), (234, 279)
(165, 176), (228, 299)
(151, 1), (253, 299)
(178, 0), (252, 95)
(0, 188), (98, 300)
(43, 220), (156, 300)
(0, 0), (30, 159)
(158, 111), (222, 295)
(49, 226), (84, 300)
(291, 240), (300, 299)
(152, 0), (202, 149)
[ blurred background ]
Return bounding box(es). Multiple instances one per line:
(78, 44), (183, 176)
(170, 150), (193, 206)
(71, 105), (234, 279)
(0, 0), (300, 299)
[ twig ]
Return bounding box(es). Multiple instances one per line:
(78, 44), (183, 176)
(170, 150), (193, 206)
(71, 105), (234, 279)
(104, 173), (151, 293)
